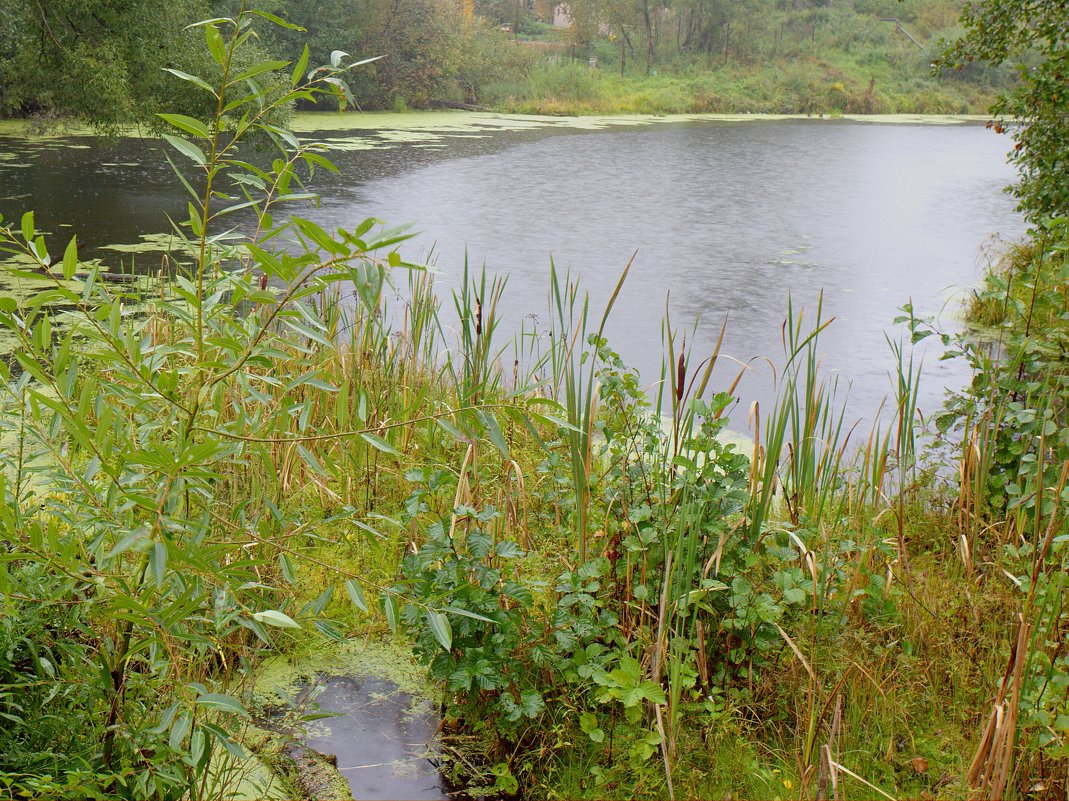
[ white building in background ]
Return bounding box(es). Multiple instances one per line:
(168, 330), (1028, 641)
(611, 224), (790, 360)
(532, 0), (573, 28)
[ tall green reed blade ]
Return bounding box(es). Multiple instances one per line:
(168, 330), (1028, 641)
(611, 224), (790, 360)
(886, 331), (923, 579)
(547, 254), (632, 563)
(750, 294), (835, 541)
(449, 255), (507, 407)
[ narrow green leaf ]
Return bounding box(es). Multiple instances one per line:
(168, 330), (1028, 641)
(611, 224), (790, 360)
(205, 23), (227, 66)
(383, 595), (398, 634)
(444, 606), (497, 624)
(250, 9), (306, 30)
(347, 55), (385, 69)
(162, 68), (218, 96)
(295, 218), (346, 255)
(163, 134), (206, 166)
(232, 60), (291, 83)
(158, 113), (210, 138)
(296, 444), (328, 477)
(196, 693), (251, 719)
(149, 703), (180, 736)
(479, 409), (509, 458)
(426, 611), (452, 652)
(62, 236), (78, 280)
(252, 609), (300, 629)
(360, 431), (400, 456)
(150, 541), (167, 586)
(436, 416), (471, 443)
(20, 211), (33, 243)
(292, 44), (310, 87)
(279, 553), (297, 585)
(169, 712), (191, 750)
(345, 578), (368, 612)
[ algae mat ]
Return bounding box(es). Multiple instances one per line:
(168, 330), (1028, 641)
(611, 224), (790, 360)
(289, 110), (989, 153)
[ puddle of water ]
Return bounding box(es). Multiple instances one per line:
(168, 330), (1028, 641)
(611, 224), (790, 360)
(303, 674), (451, 801)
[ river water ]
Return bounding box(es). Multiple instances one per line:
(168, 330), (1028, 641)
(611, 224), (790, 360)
(0, 114), (1024, 431)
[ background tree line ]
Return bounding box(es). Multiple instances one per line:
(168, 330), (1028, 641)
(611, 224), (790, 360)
(0, 0), (1018, 126)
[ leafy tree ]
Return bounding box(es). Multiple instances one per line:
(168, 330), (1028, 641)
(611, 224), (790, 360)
(940, 0), (1069, 219)
(246, 0), (470, 108)
(0, 0), (212, 131)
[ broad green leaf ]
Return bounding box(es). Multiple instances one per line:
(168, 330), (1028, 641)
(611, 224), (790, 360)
(494, 541), (524, 559)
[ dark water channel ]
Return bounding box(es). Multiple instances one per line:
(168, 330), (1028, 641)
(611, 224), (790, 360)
(301, 674), (451, 800)
(0, 116), (1024, 429)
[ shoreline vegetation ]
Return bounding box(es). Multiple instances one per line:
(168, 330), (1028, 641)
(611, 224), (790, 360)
(0, 109), (997, 135)
(1, 3), (1067, 801)
(0, 1), (1007, 129)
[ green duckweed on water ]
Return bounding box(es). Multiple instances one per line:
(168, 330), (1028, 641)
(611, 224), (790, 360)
(253, 636), (435, 710)
(99, 232), (185, 255)
(289, 110), (990, 154)
(290, 109), (988, 134)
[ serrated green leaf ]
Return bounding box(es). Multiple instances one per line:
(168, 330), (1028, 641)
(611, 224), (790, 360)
(494, 540), (524, 559)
